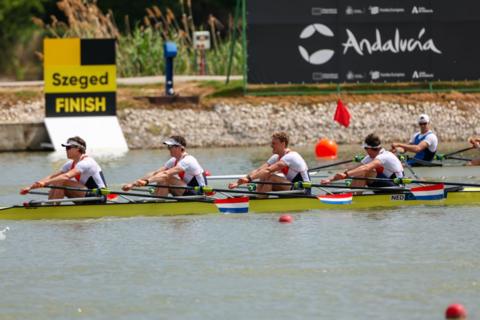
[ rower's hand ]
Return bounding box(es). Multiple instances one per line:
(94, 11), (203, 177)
(469, 137), (480, 148)
(122, 183), (134, 191)
(320, 178), (332, 185)
(20, 187), (31, 195)
(334, 173), (348, 181)
(31, 181), (45, 189)
(135, 179), (148, 187)
(229, 177), (249, 189)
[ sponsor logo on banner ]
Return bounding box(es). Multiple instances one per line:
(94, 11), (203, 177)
(342, 28), (442, 56)
(313, 72), (339, 81)
(298, 24), (335, 65)
(412, 6), (434, 14)
(368, 6), (405, 15)
(369, 71), (405, 80)
(412, 71), (434, 79)
(346, 71), (365, 80)
(311, 7), (338, 16)
(345, 6), (365, 15)
(297, 26), (442, 67)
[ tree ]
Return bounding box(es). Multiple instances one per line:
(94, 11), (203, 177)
(0, 0), (45, 75)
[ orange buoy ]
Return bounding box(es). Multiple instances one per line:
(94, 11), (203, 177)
(445, 304), (467, 319)
(315, 138), (338, 159)
(279, 214), (293, 223)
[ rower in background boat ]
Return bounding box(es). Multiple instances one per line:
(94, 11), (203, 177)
(122, 135), (206, 196)
(467, 135), (480, 165)
(391, 114), (438, 166)
(228, 131), (311, 195)
(322, 133), (404, 188)
(19, 136), (107, 200)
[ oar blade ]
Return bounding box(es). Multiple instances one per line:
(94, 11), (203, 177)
(317, 193), (353, 205)
(214, 196), (249, 214)
(410, 184), (445, 200)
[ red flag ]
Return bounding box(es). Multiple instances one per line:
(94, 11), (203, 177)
(334, 99), (351, 127)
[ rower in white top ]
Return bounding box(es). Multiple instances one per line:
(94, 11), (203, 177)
(20, 136), (107, 200)
(322, 133), (404, 188)
(228, 131), (311, 196)
(122, 135), (207, 196)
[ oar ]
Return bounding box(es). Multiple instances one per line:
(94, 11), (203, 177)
(308, 155), (364, 172)
(141, 184), (313, 198)
(37, 185), (208, 202)
(350, 177), (480, 188)
(404, 156), (442, 167)
(24, 196), (105, 206)
(249, 180), (409, 193)
(397, 155), (421, 180)
(445, 155), (472, 162)
(435, 146), (475, 160)
(444, 146), (475, 157)
(395, 178), (480, 188)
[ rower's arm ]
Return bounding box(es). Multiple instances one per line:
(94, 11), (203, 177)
(248, 162), (272, 180)
(121, 167), (168, 191)
(392, 141), (427, 153)
(36, 171), (64, 184)
(41, 168), (81, 186)
(148, 166), (183, 183)
(21, 170), (72, 193)
(264, 160), (287, 174)
(143, 167), (167, 180)
(346, 160), (378, 177)
(228, 163), (270, 189)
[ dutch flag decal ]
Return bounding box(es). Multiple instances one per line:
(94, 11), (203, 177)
(214, 196), (250, 214)
(410, 184), (445, 200)
(317, 193), (353, 205)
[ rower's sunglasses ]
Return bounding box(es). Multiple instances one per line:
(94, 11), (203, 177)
(167, 145), (179, 149)
(418, 122), (428, 126)
(65, 146), (78, 150)
(364, 147), (381, 150)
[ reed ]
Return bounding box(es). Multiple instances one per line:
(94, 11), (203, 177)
(37, 0), (243, 77)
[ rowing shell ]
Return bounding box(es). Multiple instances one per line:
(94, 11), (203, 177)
(1, 188), (479, 220)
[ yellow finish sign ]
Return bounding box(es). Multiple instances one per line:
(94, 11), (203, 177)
(44, 38), (116, 117)
(45, 66), (117, 93)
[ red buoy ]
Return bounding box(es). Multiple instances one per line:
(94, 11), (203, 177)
(279, 214), (293, 223)
(315, 138), (338, 159)
(445, 304), (467, 319)
(204, 170), (211, 176)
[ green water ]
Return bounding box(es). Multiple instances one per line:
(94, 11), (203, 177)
(0, 145), (479, 319)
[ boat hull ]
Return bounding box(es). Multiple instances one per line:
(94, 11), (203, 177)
(1, 188), (479, 220)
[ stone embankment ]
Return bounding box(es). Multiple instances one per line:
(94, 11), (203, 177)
(1, 99), (480, 149)
(120, 101), (480, 148)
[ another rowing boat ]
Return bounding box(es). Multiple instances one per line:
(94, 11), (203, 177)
(1, 187), (479, 220)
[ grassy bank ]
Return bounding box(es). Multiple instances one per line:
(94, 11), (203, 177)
(3, 80), (480, 111)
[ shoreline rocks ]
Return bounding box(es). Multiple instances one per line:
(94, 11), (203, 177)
(119, 101), (480, 148)
(1, 99), (480, 149)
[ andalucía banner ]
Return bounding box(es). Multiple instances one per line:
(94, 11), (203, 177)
(44, 38), (116, 117)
